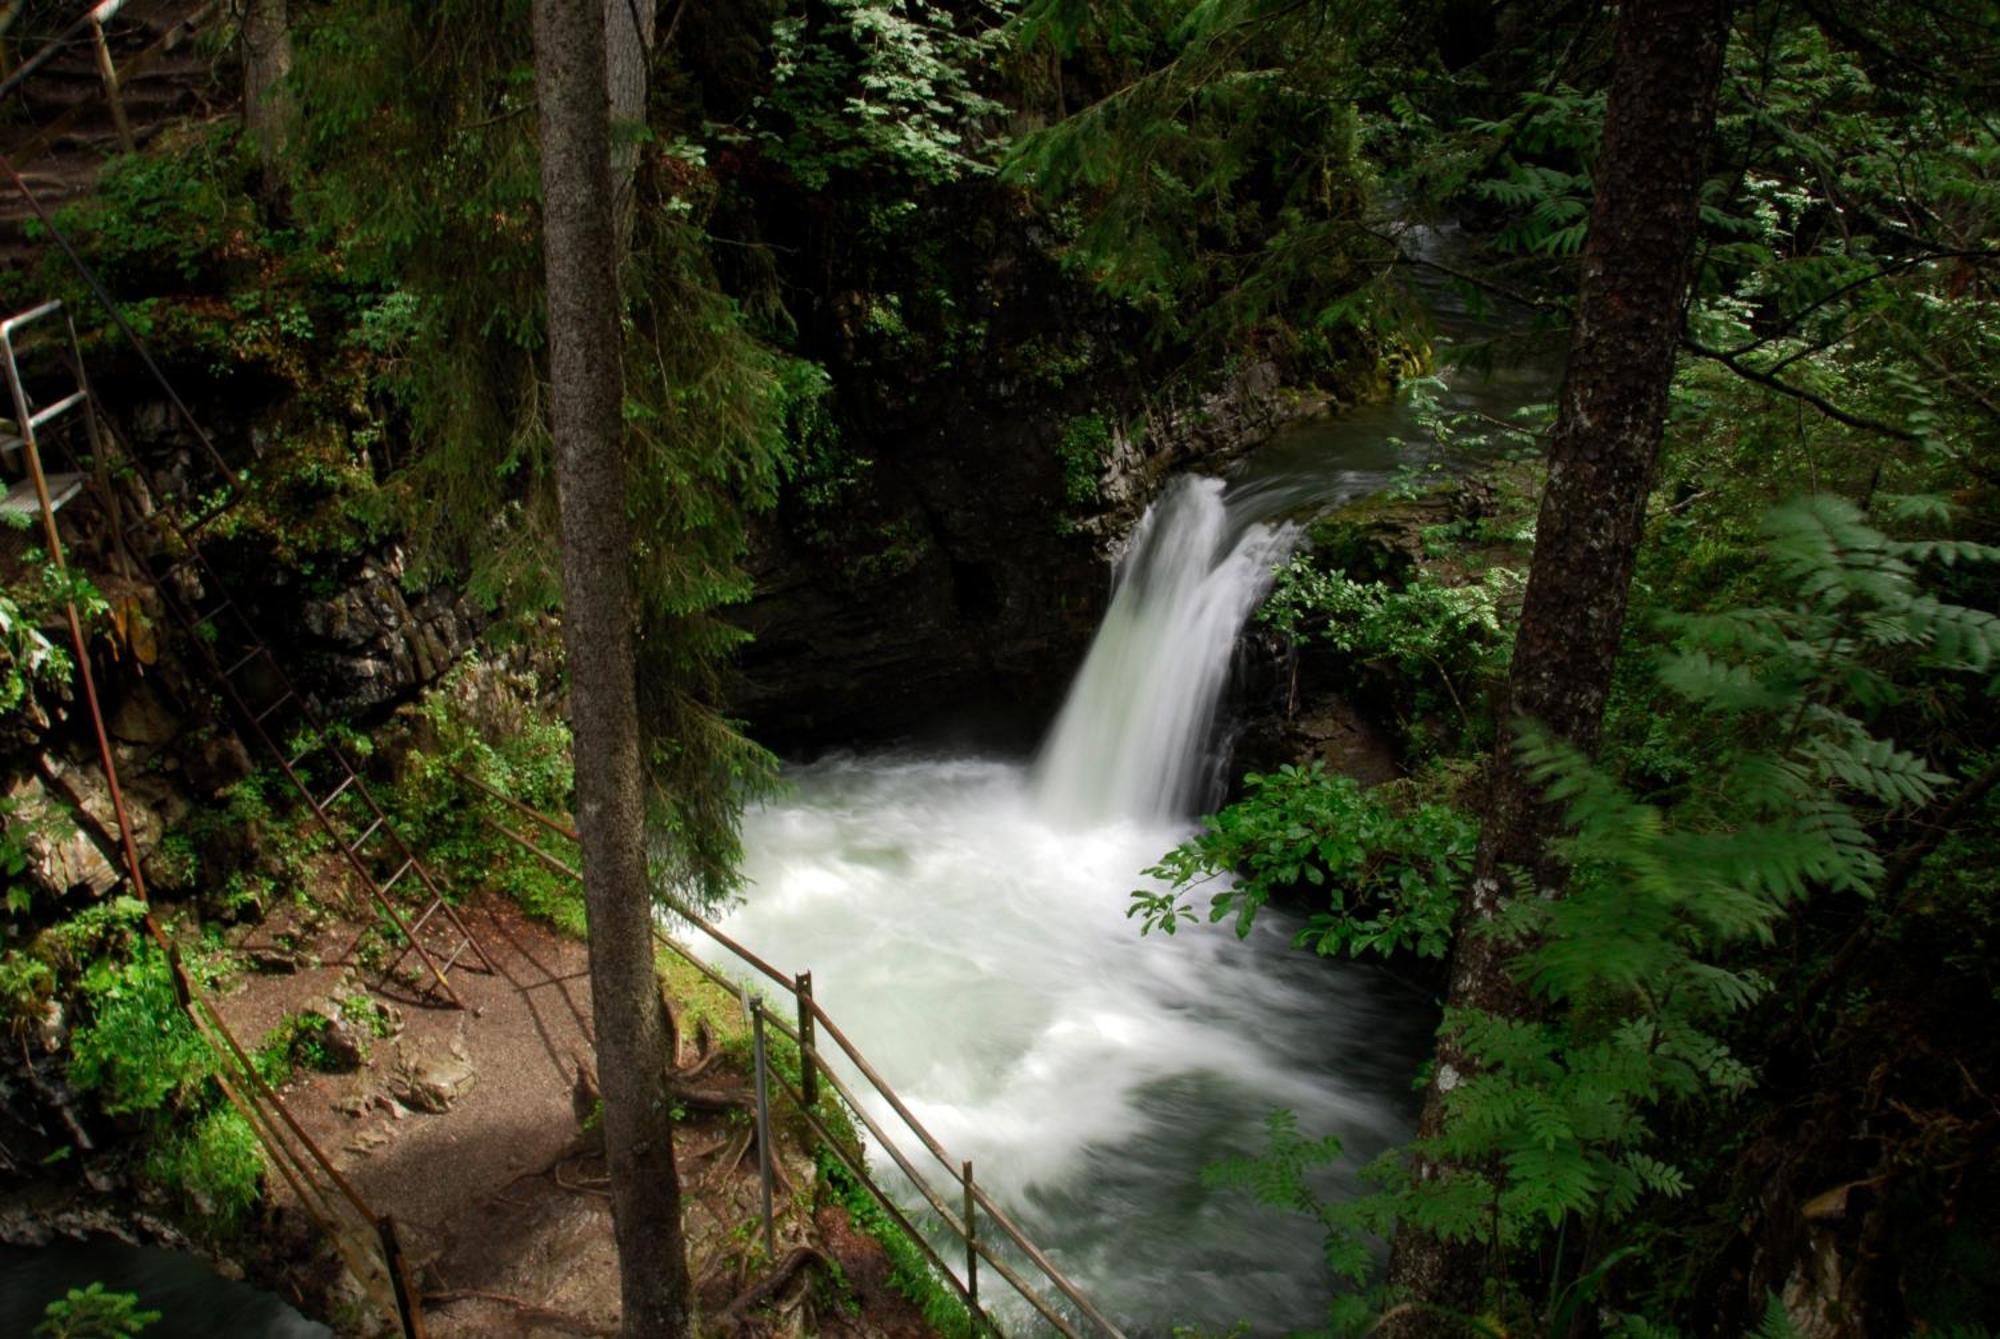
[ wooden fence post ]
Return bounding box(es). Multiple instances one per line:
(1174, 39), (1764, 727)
(795, 970), (818, 1107)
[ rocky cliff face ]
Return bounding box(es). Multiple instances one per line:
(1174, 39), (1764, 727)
(724, 178), (1343, 752)
(729, 353), (1329, 753)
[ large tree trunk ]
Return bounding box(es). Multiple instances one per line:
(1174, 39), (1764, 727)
(531, 2), (692, 1336)
(241, 0), (291, 195)
(604, 0), (656, 259)
(1382, 1), (1732, 1331)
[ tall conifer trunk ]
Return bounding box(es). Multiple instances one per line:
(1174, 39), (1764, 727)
(1383, 1), (1732, 1331)
(603, 0), (655, 259)
(241, 0), (291, 196)
(531, 1), (692, 1334)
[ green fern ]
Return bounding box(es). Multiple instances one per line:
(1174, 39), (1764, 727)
(1373, 492), (1998, 1302)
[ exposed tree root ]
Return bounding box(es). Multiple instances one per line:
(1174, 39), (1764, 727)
(711, 1246), (832, 1333)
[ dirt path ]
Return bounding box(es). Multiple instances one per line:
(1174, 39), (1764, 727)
(212, 892), (934, 1338)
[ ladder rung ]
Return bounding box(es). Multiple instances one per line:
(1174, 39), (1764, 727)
(405, 896), (440, 938)
(193, 597), (234, 628)
(152, 552), (194, 588)
(316, 773), (357, 812)
(222, 645), (267, 678)
(181, 494), (238, 539)
(380, 857), (415, 895)
(345, 815), (385, 856)
(2, 299), (64, 337)
(28, 389), (86, 430)
(287, 739), (320, 770)
(252, 690), (295, 726)
(438, 936), (472, 976)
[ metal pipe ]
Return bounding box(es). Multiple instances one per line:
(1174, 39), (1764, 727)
(452, 765), (581, 844)
(750, 998), (778, 1265)
(964, 1159), (978, 1313)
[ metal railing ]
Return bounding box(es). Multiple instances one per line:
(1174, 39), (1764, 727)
(4, 300), (430, 1339)
(455, 767), (1130, 1339)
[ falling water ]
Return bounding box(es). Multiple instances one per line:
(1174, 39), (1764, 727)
(1033, 476), (1299, 824)
(718, 224), (1561, 1333)
(723, 470), (1420, 1336)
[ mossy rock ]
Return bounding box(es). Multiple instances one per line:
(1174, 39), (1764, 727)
(1304, 477), (1501, 587)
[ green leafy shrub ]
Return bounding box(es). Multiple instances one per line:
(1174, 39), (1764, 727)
(142, 1105), (265, 1230)
(1131, 762), (1475, 960)
(815, 1149), (979, 1339)
(255, 1011), (346, 1081)
(1172, 495), (2000, 1332)
(756, 0), (1010, 189)
(384, 671), (587, 935)
(63, 940), (266, 1231)
(41, 126), (255, 289)
(1261, 558), (1522, 747)
(1056, 413), (1113, 506)
(67, 948), (212, 1116)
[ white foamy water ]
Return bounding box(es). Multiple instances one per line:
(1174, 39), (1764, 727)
(1034, 477), (1298, 825)
(719, 477), (1427, 1334)
(728, 754), (1417, 1334)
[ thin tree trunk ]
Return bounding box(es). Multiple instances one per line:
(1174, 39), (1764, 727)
(1382, 2), (1732, 1332)
(531, 2), (691, 1336)
(604, 0), (655, 260)
(241, 0), (291, 195)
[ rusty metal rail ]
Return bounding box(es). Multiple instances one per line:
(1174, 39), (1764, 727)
(456, 767), (1127, 1338)
(0, 176), (493, 1011)
(5, 312), (426, 1338)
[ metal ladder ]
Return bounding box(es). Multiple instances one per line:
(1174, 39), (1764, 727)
(2, 299), (491, 1008)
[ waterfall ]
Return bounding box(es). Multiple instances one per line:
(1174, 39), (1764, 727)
(722, 470), (1420, 1335)
(1033, 476), (1298, 824)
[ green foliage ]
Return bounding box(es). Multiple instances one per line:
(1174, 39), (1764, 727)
(1399, 493), (1999, 1298)
(386, 669), (587, 934)
(0, 948), (56, 1040)
(756, 0), (1013, 189)
(254, 1011), (344, 1081)
(1006, 0), (1392, 342)
(0, 557), (104, 718)
(815, 1148), (980, 1338)
(778, 358), (869, 515)
(0, 590), (70, 717)
(1056, 413), (1114, 505)
(1178, 491), (2000, 1329)
(67, 945), (212, 1116)
(290, 2), (792, 903)
(34, 1283), (161, 1339)
(1462, 87), (1604, 259)
(142, 1104), (265, 1231)
(1261, 557), (1521, 745)
(1132, 762), (1473, 961)
(61, 940), (266, 1231)
(1204, 1110), (1371, 1291)
(38, 127), (256, 288)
